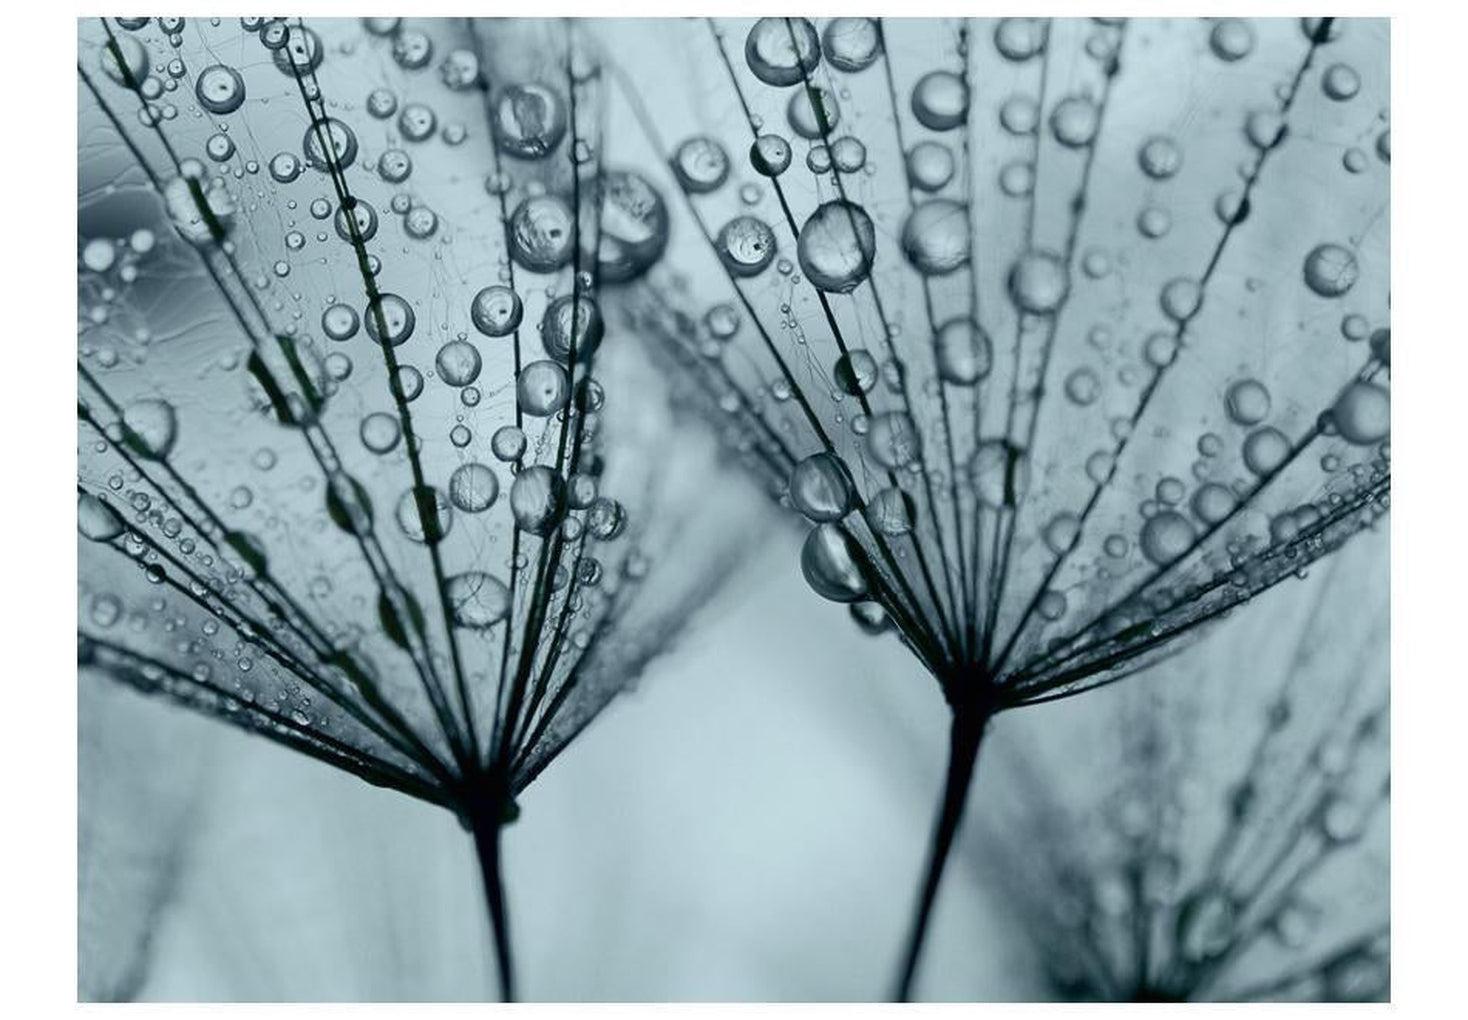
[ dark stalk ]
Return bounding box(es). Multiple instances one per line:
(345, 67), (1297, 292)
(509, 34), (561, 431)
(893, 697), (992, 1002)
(468, 792), (516, 1003)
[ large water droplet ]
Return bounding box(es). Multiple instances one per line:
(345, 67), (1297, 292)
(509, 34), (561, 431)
(1331, 381), (1389, 445)
(798, 200), (877, 293)
(510, 465), (566, 535)
(934, 318), (992, 385)
(901, 199), (970, 276)
(745, 17), (821, 87)
(195, 64), (246, 114)
(517, 360), (570, 417)
(790, 453), (854, 522)
(1303, 243), (1360, 297)
(490, 83), (567, 159)
(122, 399), (178, 460)
(78, 493), (125, 542)
(801, 524), (868, 602)
(446, 572), (511, 629)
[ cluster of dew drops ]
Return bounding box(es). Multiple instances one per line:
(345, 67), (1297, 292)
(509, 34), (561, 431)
(81, 16), (652, 664)
(652, 17), (1390, 614)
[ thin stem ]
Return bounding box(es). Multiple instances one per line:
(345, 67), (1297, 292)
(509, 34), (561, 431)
(892, 705), (990, 1002)
(469, 805), (516, 1002)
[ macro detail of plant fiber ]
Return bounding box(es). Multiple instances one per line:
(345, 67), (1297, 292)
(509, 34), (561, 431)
(77, 15), (1389, 1003)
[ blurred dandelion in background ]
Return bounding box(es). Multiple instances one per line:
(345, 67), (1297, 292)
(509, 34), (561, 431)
(606, 15), (1389, 998)
(76, 16), (748, 1001)
(969, 529), (1387, 1001)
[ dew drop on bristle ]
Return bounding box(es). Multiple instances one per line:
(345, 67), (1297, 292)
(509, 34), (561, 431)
(717, 216), (778, 277)
(396, 486), (453, 545)
(745, 17), (822, 87)
(364, 293), (416, 347)
(491, 426), (527, 463)
(1209, 19), (1256, 62)
(911, 72), (970, 131)
(673, 136), (731, 193)
(1243, 427), (1291, 475)
(1330, 382), (1390, 445)
(801, 523), (868, 602)
(490, 83), (567, 159)
(517, 360), (571, 417)
(907, 142), (955, 191)
(790, 452), (855, 522)
(787, 85), (841, 139)
(798, 200), (877, 293)
(78, 493), (125, 542)
(471, 285), (523, 338)
(934, 318), (993, 385)
(1303, 243), (1360, 297)
(1225, 379), (1271, 425)
(122, 399), (177, 460)
(1008, 250), (1070, 314)
(510, 465), (566, 535)
(823, 18), (881, 73)
(541, 294), (605, 364)
(195, 64), (245, 114)
(901, 200), (971, 276)
(446, 572), (511, 629)
(506, 195), (573, 273)
(751, 134), (793, 176)
(834, 350), (879, 395)
(1140, 510), (1195, 565)
(435, 341), (482, 387)
(592, 170), (669, 283)
(866, 412), (923, 469)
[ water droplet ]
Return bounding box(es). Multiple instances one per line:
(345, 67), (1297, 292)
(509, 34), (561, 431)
(195, 64), (245, 114)
(934, 318), (993, 385)
(1243, 427), (1291, 475)
(491, 83), (566, 158)
(359, 412), (401, 454)
(396, 486), (453, 545)
(790, 453), (854, 522)
(1209, 19), (1255, 62)
(509, 195), (574, 273)
(911, 71), (969, 131)
(1303, 243), (1359, 297)
(787, 84), (841, 139)
(750, 134), (792, 176)
(510, 465), (566, 535)
(471, 285), (524, 338)
(541, 294), (604, 365)
(1138, 135), (1183, 179)
(1140, 510), (1194, 565)
(491, 426), (527, 462)
(717, 216), (778, 277)
(823, 18), (881, 72)
(1008, 250), (1070, 314)
(122, 399), (178, 460)
(592, 170), (669, 284)
(517, 360), (570, 417)
(1050, 96), (1100, 147)
(801, 524), (868, 602)
(745, 17), (821, 87)
(901, 199), (970, 276)
(446, 572), (511, 629)
(673, 136), (731, 193)
(906, 142), (955, 192)
(1331, 381), (1389, 445)
(78, 493), (125, 542)
(995, 19), (1046, 62)
(1226, 379), (1272, 425)
(866, 412), (922, 469)
(364, 293), (416, 346)
(798, 200), (877, 293)
(435, 341), (481, 387)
